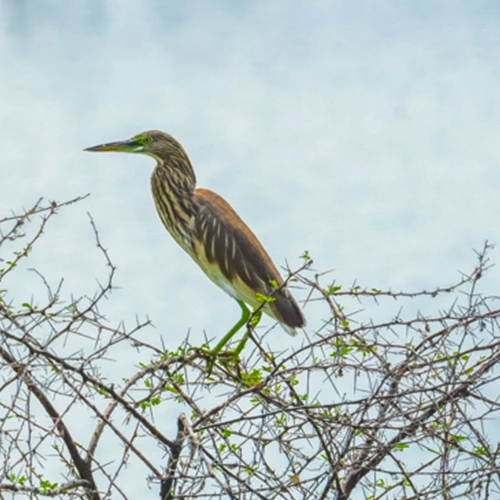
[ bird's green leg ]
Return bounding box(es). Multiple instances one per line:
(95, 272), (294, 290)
(234, 331), (250, 355)
(208, 300), (250, 371)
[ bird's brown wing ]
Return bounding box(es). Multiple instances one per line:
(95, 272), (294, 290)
(193, 188), (306, 330)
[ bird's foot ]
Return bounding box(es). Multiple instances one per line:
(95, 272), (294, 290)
(206, 348), (241, 374)
(192, 346), (242, 374)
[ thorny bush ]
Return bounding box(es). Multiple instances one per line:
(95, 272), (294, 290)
(1, 198), (500, 499)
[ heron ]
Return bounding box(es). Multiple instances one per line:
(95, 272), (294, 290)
(85, 130), (306, 365)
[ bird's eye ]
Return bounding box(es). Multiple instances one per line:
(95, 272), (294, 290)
(143, 136), (152, 144)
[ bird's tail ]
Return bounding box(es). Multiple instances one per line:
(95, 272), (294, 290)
(270, 288), (306, 335)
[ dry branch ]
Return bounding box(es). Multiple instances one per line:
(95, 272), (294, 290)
(1, 199), (499, 499)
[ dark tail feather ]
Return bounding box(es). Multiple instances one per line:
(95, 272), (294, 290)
(271, 288), (306, 335)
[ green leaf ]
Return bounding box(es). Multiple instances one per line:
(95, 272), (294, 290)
(300, 250), (311, 261)
(269, 279), (279, 288)
(393, 443), (410, 450)
(241, 369), (262, 386)
(255, 292), (276, 303)
(40, 479), (58, 491)
(245, 466), (257, 476)
(250, 309), (262, 326)
(450, 434), (467, 443)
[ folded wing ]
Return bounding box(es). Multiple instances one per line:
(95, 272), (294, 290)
(193, 188), (306, 331)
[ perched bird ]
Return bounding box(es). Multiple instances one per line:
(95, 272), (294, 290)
(85, 130), (305, 358)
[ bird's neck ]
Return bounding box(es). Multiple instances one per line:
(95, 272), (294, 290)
(150, 159), (197, 252)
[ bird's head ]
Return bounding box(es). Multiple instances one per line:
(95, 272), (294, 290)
(84, 130), (188, 164)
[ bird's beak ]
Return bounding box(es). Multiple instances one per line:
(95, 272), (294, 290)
(84, 138), (144, 153)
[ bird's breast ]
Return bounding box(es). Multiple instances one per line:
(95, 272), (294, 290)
(151, 171), (196, 256)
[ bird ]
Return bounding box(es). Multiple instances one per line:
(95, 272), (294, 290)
(85, 130), (306, 363)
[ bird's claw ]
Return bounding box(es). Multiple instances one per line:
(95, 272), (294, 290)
(205, 348), (241, 374)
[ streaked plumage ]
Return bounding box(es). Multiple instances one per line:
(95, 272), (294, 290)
(85, 130), (305, 342)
